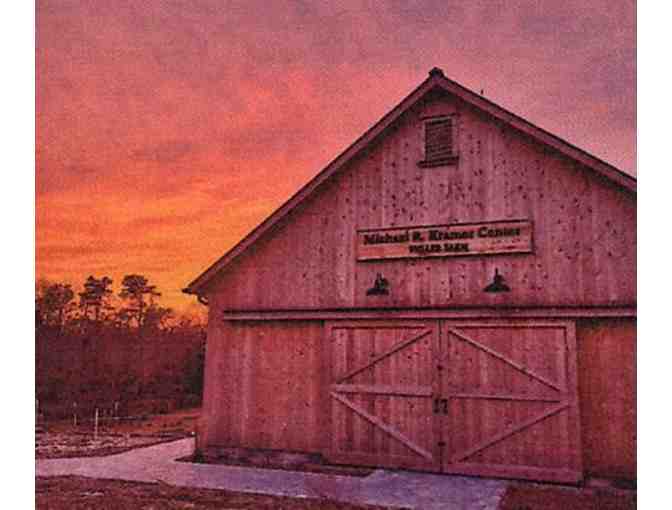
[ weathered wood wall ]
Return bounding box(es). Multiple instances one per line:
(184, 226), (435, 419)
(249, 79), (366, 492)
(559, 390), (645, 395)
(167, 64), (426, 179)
(197, 87), (636, 482)
(327, 321), (439, 472)
(199, 315), (327, 453)
(206, 89), (635, 311)
(576, 318), (636, 479)
(199, 316), (636, 480)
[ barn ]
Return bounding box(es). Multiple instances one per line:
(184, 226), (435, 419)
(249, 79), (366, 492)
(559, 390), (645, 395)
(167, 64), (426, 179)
(184, 68), (636, 484)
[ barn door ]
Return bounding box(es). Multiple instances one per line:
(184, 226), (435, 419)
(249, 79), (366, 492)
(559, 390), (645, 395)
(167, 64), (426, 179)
(437, 321), (582, 483)
(325, 321), (440, 471)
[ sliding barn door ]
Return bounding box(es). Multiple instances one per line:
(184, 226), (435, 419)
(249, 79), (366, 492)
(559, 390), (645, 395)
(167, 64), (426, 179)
(325, 321), (440, 471)
(438, 321), (582, 483)
(325, 319), (582, 483)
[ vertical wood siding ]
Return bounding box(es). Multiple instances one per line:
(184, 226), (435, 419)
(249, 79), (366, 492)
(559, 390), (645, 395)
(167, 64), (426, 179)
(195, 87), (636, 483)
(438, 321), (582, 483)
(209, 91), (635, 311)
(200, 316), (636, 481)
(199, 317), (326, 453)
(326, 321), (440, 471)
(577, 318), (636, 479)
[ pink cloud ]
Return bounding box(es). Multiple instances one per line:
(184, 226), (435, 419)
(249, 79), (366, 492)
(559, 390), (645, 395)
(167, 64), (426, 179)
(36, 0), (636, 310)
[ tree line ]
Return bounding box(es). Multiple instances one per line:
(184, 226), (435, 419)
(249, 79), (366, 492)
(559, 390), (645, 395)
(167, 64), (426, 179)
(36, 274), (207, 415)
(35, 274), (200, 333)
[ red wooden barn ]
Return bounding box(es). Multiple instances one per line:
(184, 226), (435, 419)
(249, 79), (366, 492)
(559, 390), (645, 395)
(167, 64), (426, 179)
(184, 68), (636, 484)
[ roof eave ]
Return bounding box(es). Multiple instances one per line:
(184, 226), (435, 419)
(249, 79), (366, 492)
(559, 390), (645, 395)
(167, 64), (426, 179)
(184, 69), (636, 296)
(185, 73), (444, 295)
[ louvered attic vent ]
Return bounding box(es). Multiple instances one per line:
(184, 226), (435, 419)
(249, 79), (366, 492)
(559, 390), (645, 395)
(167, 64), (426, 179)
(418, 116), (459, 168)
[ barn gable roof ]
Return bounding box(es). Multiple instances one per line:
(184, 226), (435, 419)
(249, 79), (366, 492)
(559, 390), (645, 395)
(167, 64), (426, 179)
(184, 67), (636, 296)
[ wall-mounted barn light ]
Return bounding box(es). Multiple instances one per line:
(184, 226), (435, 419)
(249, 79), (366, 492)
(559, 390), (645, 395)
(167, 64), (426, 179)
(484, 268), (510, 293)
(366, 273), (390, 296)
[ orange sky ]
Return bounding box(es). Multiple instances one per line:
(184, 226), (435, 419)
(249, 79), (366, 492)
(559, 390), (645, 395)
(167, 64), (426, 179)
(36, 0), (636, 311)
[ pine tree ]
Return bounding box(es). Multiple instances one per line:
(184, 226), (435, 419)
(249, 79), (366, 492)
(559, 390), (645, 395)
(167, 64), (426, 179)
(78, 275), (114, 326)
(119, 274), (161, 329)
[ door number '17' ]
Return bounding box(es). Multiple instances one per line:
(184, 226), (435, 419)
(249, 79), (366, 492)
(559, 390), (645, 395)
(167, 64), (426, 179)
(433, 398), (449, 414)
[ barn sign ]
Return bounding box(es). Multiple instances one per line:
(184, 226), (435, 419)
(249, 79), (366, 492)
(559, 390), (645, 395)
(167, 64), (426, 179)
(356, 219), (533, 261)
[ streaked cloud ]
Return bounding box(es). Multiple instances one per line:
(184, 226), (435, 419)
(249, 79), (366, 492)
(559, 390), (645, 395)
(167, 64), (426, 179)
(36, 0), (636, 310)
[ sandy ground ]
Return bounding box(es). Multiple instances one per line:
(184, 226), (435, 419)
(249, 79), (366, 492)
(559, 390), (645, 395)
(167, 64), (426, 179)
(35, 476), (392, 510)
(35, 476), (637, 510)
(36, 407), (636, 510)
(36, 432), (185, 459)
(36, 407), (199, 459)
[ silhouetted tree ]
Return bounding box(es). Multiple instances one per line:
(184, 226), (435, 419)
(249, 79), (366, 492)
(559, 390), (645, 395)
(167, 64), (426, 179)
(36, 281), (76, 331)
(118, 274), (161, 329)
(35, 279), (50, 328)
(144, 304), (174, 331)
(35, 271), (211, 412)
(78, 275), (114, 326)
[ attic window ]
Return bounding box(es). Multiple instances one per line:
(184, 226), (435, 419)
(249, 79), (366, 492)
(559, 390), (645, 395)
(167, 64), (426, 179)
(418, 116), (459, 168)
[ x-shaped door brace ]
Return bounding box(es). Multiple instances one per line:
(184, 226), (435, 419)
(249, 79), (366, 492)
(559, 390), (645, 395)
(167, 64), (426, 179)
(331, 327), (435, 460)
(334, 328), (433, 384)
(330, 391), (435, 461)
(445, 327), (569, 463)
(330, 325), (571, 463)
(446, 328), (564, 392)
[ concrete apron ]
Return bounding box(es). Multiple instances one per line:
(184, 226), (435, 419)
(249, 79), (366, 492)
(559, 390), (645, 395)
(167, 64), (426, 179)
(36, 438), (508, 510)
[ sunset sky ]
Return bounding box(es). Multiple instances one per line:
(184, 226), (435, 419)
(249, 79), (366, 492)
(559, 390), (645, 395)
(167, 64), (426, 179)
(35, 0), (636, 312)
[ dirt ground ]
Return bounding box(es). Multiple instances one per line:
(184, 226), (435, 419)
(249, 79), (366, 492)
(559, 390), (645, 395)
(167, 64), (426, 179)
(36, 407), (636, 509)
(36, 408), (199, 459)
(41, 407), (200, 436)
(35, 476), (391, 510)
(36, 433), (184, 459)
(499, 482), (636, 510)
(35, 477), (637, 510)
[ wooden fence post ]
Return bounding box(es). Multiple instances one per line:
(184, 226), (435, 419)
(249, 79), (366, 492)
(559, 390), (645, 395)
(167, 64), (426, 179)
(94, 408), (99, 440)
